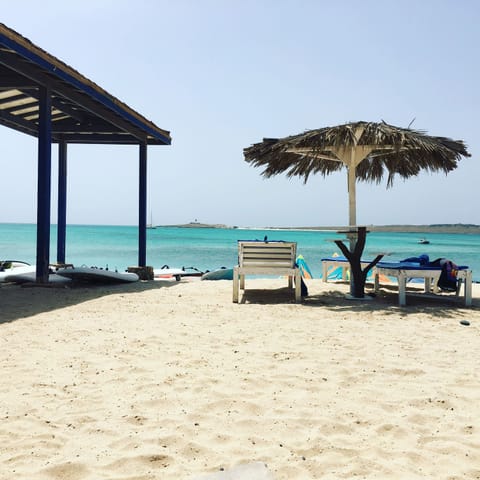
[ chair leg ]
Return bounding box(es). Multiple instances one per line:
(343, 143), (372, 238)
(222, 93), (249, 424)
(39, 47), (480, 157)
(232, 267), (239, 303)
(398, 272), (407, 306)
(294, 271), (301, 303)
(464, 271), (472, 307)
(322, 261), (328, 282)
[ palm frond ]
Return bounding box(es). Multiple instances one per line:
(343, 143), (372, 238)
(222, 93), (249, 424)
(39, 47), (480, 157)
(244, 121), (470, 186)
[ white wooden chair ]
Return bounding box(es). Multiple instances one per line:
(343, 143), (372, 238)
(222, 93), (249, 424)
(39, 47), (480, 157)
(232, 241), (301, 303)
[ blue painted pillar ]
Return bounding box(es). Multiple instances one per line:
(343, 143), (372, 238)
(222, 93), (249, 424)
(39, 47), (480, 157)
(57, 141), (67, 264)
(36, 86), (52, 282)
(138, 143), (147, 266)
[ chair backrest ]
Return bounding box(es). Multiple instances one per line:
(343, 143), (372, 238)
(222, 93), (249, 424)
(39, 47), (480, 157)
(238, 241), (297, 269)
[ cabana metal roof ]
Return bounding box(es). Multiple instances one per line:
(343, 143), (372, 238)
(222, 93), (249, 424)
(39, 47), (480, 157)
(0, 23), (171, 282)
(0, 23), (171, 145)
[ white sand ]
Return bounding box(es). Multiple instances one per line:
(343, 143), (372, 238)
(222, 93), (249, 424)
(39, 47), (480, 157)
(0, 278), (479, 479)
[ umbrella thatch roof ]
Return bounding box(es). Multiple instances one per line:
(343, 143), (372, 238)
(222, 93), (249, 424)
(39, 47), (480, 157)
(244, 121), (470, 187)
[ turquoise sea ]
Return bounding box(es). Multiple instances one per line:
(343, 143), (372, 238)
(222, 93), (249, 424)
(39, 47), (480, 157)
(1, 223), (479, 281)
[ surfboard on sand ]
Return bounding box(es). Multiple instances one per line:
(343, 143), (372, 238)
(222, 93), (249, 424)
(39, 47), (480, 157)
(0, 260), (31, 270)
(56, 266), (139, 284)
(154, 267), (185, 281)
(201, 267), (234, 281)
(0, 264), (36, 283)
(3, 271), (72, 284)
(154, 266), (204, 281)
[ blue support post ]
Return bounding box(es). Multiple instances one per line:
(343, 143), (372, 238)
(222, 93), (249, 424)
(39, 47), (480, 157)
(36, 86), (52, 282)
(57, 141), (67, 264)
(138, 143), (147, 266)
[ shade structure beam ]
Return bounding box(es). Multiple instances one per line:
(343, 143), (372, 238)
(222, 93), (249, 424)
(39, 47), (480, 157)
(1, 84), (88, 124)
(0, 107), (37, 135)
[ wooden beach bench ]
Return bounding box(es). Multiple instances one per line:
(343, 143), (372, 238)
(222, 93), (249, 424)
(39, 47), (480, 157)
(373, 262), (472, 307)
(232, 241), (301, 303)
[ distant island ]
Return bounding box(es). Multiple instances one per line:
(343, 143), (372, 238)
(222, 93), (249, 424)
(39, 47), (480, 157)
(291, 224), (480, 234)
(159, 223), (480, 234)
(160, 222), (231, 229)
(364, 224), (480, 234)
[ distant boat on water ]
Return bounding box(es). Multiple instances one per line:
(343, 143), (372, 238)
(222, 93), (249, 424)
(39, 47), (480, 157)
(418, 238), (430, 244)
(147, 212), (156, 229)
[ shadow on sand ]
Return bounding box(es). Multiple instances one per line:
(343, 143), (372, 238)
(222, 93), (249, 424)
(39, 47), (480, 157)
(2, 279), (476, 326)
(0, 279), (180, 325)
(240, 282), (477, 321)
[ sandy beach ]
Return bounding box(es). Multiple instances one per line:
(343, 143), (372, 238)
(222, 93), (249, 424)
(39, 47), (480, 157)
(0, 278), (479, 479)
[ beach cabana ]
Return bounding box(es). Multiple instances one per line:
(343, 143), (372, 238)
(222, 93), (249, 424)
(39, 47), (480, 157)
(0, 23), (171, 282)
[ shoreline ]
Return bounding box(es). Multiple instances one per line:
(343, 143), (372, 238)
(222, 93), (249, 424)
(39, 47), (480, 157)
(2, 222), (480, 234)
(160, 223), (480, 235)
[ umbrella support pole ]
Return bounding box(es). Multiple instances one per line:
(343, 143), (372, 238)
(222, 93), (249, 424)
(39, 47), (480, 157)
(334, 226), (384, 298)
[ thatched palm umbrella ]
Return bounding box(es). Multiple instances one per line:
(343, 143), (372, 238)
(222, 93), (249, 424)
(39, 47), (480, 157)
(244, 121), (470, 226)
(244, 121), (471, 297)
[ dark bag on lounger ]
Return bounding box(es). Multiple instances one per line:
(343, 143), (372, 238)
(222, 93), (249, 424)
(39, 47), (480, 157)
(430, 258), (458, 292)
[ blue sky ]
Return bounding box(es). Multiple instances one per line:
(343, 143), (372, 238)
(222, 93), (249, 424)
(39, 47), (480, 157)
(1, 0), (479, 227)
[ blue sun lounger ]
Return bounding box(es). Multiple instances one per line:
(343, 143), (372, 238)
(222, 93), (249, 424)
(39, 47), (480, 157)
(373, 261), (472, 306)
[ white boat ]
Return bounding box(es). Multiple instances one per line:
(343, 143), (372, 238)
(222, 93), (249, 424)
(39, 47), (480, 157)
(56, 266), (139, 284)
(147, 211), (156, 229)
